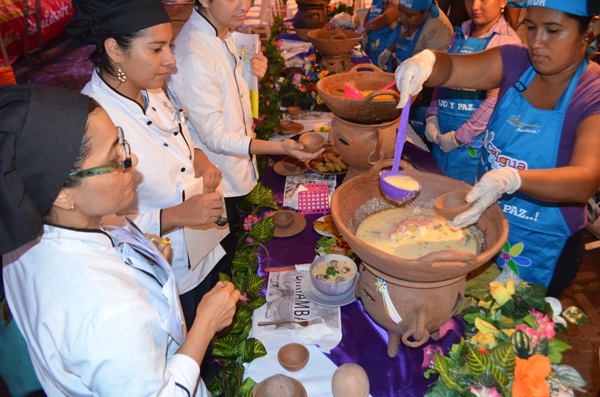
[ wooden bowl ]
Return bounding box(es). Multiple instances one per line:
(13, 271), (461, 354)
(433, 191), (471, 221)
(299, 132), (326, 153)
(278, 343), (309, 372)
(282, 156), (304, 171)
(274, 211), (295, 229)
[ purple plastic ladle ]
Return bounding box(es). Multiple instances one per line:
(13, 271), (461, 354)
(379, 94), (421, 202)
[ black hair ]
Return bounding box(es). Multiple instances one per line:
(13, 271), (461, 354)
(41, 99), (101, 223)
(88, 30), (147, 79)
(562, 0), (600, 34)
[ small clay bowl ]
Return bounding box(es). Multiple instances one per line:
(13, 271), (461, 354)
(299, 132), (326, 153)
(278, 343), (309, 372)
(278, 120), (295, 132)
(282, 156), (303, 171)
(274, 211), (294, 229)
(433, 191), (471, 221)
(287, 106), (302, 119)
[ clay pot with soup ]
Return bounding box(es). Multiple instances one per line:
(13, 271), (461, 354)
(330, 115), (398, 182)
(330, 160), (508, 354)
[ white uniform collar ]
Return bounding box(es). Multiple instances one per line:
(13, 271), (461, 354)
(190, 7), (233, 41)
(42, 224), (115, 248)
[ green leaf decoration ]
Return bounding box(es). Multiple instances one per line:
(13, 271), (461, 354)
(464, 312), (487, 325)
(245, 182), (273, 206)
(448, 368), (473, 390)
(212, 337), (242, 358)
(548, 339), (572, 364)
(467, 345), (492, 378)
(465, 283), (494, 301)
(246, 296), (267, 311)
(240, 324), (252, 340)
(434, 352), (466, 393)
(235, 377), (257, 397)
(245, 273), (266, 299)
(563, 306), (588, 325)
(502, 241), (510, 253)
(424, 368), (438, 379)
(235, 308), (253, 325)
(232, 252), (252, 272)
(471, 367), (504, 392)
(238, 338), (267, 363)
(555, 364), (587, 389)
(511, 330), (531, 359)
(207, 377), (225, 396)
(533, 338), (549, 356)
(468, 145), (477, 157)
(523, 314), (536, 328)
(507, 259), (519, 274)
(218, 273), (232, 283)
(250, 217), (275, 243)
(514, 282), (547, 312)
(448, 338), (467, 364)
(489, 342), (516, 375)
(232, 271), (245, 291)
(424, 381), (463, 397)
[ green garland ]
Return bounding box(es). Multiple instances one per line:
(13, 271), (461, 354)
(208, 182), (281, 397)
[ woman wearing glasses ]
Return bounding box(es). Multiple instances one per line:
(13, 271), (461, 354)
(1, 84), (239, 396)
(67, 0), (226, 325)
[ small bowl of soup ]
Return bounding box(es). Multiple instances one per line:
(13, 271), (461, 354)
(309, 254), (357, 296)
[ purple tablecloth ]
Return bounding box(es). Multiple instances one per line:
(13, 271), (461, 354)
(256, 143), (461, 397)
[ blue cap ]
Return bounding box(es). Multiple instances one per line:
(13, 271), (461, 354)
(398, 0), (440, 18)
(523, 0), (596, 17)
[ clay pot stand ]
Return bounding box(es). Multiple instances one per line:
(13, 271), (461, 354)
(330, 160), (508, 354)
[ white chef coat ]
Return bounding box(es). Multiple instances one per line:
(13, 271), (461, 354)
(2, 225), (208, 397)
(167, 9), (258, 198)
(82, 71), (225, 294)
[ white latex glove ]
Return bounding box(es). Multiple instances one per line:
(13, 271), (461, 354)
(395, 49), (436, 108)
(377, 49), (394, 71)
(449, 167), (522, 229)
(439, 131), (461, 153)
(424, 116), (441, 145)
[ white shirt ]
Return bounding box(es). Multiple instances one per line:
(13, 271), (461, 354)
(167, 9), (258, 197)
(2, 225), (208, 397)
(82, 72), (225, 294)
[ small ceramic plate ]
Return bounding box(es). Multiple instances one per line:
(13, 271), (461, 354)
(274, 121), (305, 135)
(300, 272), (356, 307)
(273, 160), (308, 176)
(313, 216), (334, 237)
(265, 211), (307, 238)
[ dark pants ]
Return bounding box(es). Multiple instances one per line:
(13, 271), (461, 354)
(546, 230), (585, 298)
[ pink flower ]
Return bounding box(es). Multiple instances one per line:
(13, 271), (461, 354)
(269, 76), (273, 81)
(243, 214), (260, 231)
(422, 345), (443, 370)
(292, 74), (302, 86)
(213, 358), (222, 366)
(240, 292), (250, 304)
(515, 324), (540, 346)
(469, 386), (501, 397)
(298, 84), (306, 93)
(266, 100), (271, 106)
(531, 308), (555, 340)
(269, 83), (274, 89)
(276, 39), (283, 50)
(246, 236), (255, 244)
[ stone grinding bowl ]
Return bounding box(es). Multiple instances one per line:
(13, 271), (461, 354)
(316, 64), (401, 124)
(307, 22), (363, 56)
(330, 159), (508, 283)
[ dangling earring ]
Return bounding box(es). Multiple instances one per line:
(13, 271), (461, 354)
(117, 65), (127, 83)
(70, 204), (76, 212)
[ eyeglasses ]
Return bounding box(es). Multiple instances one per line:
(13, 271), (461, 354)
(68, 126), (132, 179)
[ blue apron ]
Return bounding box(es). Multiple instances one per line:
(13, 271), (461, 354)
(477, 59), (589, 286)
(366, 0), (394, 70)
(386, 18), (429, 136)
(433, 27), (495, 185)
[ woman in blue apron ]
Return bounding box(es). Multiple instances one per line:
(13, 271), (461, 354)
(379, 0), (453, 137)
(359, 0), (398, 70)
(395, 0), (600, 297)
(426, 0), (520, 184)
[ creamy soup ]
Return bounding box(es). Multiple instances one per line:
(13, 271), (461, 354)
(356, 208), (479, 259)
(384, 175), (420, 191)
(312, 259), (356, 284)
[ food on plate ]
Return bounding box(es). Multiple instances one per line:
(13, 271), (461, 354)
(315, 236), (354, 259)
(309, 152), (348, 174)
(356, 208), (481, 259)
(312, 258), (356, 284)
(316, 126), (332, 133)
(314, 215), (339, 235)
(384, 175), (420, 191)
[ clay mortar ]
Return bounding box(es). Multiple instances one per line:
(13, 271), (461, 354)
(330, 160), (508, 353)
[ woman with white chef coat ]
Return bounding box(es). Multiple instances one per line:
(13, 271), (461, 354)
(67, 0), (226, 325)
(0, 84), (240, 396)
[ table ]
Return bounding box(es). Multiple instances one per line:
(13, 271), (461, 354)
(246, 142), (463, 396)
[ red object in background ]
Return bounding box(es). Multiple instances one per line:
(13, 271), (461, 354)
(0, 0), (74, 61)
(0, 65), (16, 84)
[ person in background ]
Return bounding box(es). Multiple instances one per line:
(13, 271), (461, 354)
(67, 0), (226, 327)
(378, 0), (453, 137)
(424, 0), (521, 184)
(395, 0), (600, 297)
(1, 84), (240, 396)
(357, 0), (399, 70)
(167, 0), (323, 288)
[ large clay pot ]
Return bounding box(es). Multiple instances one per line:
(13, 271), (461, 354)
(356, 264), (465, 357)
(307, 22), (363, 56)
(293, 0), (328, 41)
(316, 64), (401, 124)
(330, 115), (398, 181)
(330, 160), (508, 353)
